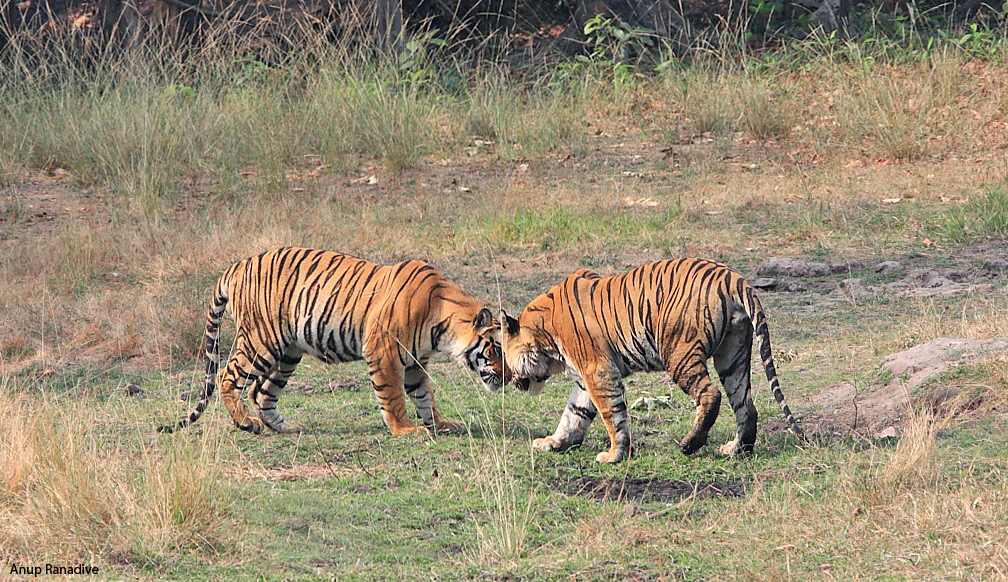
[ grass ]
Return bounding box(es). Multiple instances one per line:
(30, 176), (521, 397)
(0, 379), (231, 566)
(942, 182), (1008, 242)
(2, 20), (1008, 581)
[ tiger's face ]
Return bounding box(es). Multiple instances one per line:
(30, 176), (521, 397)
(461, 308), (511, 392)
(500, 311), (565, 396)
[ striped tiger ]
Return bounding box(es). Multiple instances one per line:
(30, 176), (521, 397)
(500, 259), (804, 463)
(158, 247), (510, 436)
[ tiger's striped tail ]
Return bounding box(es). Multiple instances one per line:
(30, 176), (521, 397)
(157, 274), (229, 433)
(741, 282), (806, 442)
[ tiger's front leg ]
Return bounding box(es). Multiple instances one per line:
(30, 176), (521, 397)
(366, 353), (426, 436)
(404, 363), (463, 434)
(534, 378), (596, 453)
(583, 370), (631, 463)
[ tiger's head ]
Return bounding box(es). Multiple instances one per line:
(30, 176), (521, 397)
(500, 310), (565, 396)
(457, 308), (512, 392)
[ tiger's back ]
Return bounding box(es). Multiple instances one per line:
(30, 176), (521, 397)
(558, 259), (759, 374)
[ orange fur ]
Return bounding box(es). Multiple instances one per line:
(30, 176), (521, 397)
(159, 247), (509, 436)
(503, 259), (803, 463)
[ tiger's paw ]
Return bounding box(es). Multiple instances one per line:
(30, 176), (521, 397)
(389, 423), (426, 436)
(594, 449), (627, 463)
(277, 421), (309, 435)
(679, 433), (708, 456)
(239, 417), (266, 435)
(433, 419), (465, 434)
(532, 436), (563, 452)
(719, 439), (739, 456)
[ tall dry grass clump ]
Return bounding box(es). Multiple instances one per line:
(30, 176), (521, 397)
(468, 442), (536, 566)
(465, 397), (538, 568)
(878, 408), (946, 488)
(0, 380), (232, 565)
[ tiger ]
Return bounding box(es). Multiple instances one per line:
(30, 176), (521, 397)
(158, 247), (510, 436)
(500, 259), (804, 463)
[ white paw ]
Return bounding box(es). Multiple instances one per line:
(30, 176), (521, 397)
(533, 436), (560, 452)
(719, 440), (739, 456)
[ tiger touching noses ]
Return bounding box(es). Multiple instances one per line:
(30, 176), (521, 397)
(158, 247), (510, 436)
(501, 259), (804, 463)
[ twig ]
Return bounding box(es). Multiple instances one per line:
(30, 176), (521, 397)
(309, 428), (341, 480)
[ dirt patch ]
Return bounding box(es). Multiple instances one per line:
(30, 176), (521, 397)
(749, 243), (1008, 303)
(794, 337), (1008, 440)
(229, 459), (377, 482)
(561, 475), (747, 504)
(796, 380), (907, 440)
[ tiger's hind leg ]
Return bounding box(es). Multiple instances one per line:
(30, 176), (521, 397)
(670, 353), (721, 456)
(218, 332), (275, 434)
(713, 317), (757, 456)
(250, 347), (308, 434)
(404, 363), (462, 434)
(534, 377), (596, 453)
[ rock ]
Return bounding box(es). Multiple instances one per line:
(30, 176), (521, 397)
(874, 260), (902, 275)
(125, 383), (143, 396)
(839, 278), (877, 301)
(753, 258), (831, 278)
(179, 390), (198, 401)
(924, 275), (955, 289)
(751, 277), (780, 290)
(885, 269), (970, 299)
(881, 337), (1008, 392)
(830, 260), (863, 274)
(875, 426), (898, 439)
(945, 268), (970, 282)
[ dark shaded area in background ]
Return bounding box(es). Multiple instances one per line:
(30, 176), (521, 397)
(2, 0), (1006, 62)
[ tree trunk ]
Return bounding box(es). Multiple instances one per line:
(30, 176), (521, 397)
(791, 0), (854, 35)
(375, 0), (403, 56)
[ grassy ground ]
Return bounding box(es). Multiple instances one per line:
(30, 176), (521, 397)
(2, 31), (1008, 580)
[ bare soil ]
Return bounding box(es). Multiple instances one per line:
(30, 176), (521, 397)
(561, 474), (747, 504)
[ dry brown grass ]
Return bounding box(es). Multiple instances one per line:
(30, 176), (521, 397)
(0, 380), (233, 565)
(467, 431), (537, 568)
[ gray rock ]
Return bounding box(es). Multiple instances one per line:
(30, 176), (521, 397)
(754, 257), (831, 278)
(830, 260), (863, 274)
(984, 259), (1008, 273)
(874, 260), (902, 275)
(839, 278), (877, 300)
(882, 337), (1008, 392)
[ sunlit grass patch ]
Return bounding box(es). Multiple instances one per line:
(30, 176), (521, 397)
(0, 379), (233, 565)
(942, 183), (1008, 242)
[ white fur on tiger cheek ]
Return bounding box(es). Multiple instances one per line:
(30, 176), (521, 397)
(512, 350), (543, 378)
(512, 349), (549, 395)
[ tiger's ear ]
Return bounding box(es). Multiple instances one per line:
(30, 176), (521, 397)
(500, 310), (520, 337)
(473, 308), (494, 331)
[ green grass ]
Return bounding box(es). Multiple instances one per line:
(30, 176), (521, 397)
(942, 182), (1008, 242)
